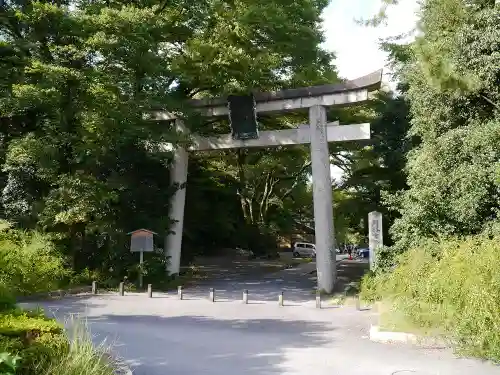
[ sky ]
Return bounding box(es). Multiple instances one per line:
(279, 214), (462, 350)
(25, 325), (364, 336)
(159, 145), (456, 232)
(321, 0), (418, 182)
(322, 0), (419, 81)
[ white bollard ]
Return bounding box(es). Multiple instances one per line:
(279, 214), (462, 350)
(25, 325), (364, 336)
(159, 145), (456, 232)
(243, 290), (248, 304)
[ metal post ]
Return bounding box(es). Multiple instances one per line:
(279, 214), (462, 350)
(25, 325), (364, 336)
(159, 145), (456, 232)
(209, 288), (215, 302)
(355, 295), (361, 311)
(147, 284), (152, 298)
(178, 286), (183, 300)
(119, 282), (124, 296)
(139, 251), (144, 289)
(92, 281), (97, 295)
(243, 290), (248, 304)
(278, 291), (284, 307)
(316, 290), (321, 309)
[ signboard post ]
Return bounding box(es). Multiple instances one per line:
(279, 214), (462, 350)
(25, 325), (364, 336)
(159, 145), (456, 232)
(128, 229), (157, 289)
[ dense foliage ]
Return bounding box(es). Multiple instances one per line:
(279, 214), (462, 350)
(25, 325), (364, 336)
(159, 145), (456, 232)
(0, 221), (68, 297)
(359, 0), (500, 362)
(387, 0), (500, 248)
(361, 231), (500, 361)
(0, 0), (339, 274)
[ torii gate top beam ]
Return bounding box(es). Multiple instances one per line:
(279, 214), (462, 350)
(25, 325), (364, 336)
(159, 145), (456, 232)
(152, 70), (383, 120)
(190, 70), (383, 117)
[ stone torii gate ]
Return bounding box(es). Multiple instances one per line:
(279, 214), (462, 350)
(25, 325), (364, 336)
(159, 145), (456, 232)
(157, 70), (382, 293)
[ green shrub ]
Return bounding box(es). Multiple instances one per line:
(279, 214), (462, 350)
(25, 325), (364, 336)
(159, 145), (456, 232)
(19, 333), (68, 375)
(0, 311), (117, 375)
(68, 268), (100, 288)
(361, 234), (500, 361)
(0, 285), (16, 313)
(0, 220), (69, 296)
(0, 310), (63, 337)
(0, 352), (21, 375)
(0, 309), (68, 375)
(372, 245), (404, 274)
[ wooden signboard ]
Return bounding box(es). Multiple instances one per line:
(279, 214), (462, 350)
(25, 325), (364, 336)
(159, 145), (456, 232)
(128, 229), (157, 289)
(129, 229), (156, 253)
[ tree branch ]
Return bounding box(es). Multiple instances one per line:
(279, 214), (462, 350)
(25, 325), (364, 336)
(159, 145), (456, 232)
(279, 161), (311, 201)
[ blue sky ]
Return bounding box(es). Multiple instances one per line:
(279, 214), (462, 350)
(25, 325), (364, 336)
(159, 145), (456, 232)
(321, 0), (418, 182)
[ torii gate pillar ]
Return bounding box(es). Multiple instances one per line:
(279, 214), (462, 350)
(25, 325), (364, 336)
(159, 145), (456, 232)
(165, 145), (188, 277)
(309, 105), (336, 292)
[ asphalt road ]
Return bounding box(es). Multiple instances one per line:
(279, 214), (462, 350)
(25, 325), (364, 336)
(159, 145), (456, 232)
(184, 257), (334, 303)
(23, 259), (500, 375)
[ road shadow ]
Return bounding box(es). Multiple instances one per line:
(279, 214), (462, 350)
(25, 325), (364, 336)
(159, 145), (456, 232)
(84, 314), (335, 375)
(19, 294), (114, 319)
(182, 278), (316, 303)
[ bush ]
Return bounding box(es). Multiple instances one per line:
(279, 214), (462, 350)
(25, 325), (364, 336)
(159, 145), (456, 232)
(372, 245), (404, 274)
(0, 309), (68, 375)
(68, 268), (100, 288)
(0, 285), (16, 313)
(0, 220), (69, 296)
(0, 311), (116, 375)
(361, 234), (500, 361)
(0, 352), (21, 375)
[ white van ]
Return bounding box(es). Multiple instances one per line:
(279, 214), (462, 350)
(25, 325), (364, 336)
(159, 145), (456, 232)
(292, 242), (316, 258)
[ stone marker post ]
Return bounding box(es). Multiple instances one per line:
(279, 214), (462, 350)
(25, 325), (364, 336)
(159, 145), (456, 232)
(209, 288), (215, 302)
(119, 282), (124, 296)
(278, 291), (284, 307)
(316, 290), (321, 309)
(147, 284), (152, 298)
(92, 281), (97, 295)
(368, 211), (383, 271)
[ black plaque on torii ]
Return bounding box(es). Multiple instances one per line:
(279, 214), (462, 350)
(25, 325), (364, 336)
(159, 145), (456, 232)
(227, 94), (259, 140)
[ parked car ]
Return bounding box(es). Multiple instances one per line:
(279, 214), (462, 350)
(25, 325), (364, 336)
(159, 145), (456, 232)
(358, 248), (369, 258)
(292, 242), (316, 258)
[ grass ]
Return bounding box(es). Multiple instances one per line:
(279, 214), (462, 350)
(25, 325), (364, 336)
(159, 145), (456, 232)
(376, 301), (441, 335)
(43, 318), (115, 375)
(325, 282), (362, 306)
(360, 234), (500, 362)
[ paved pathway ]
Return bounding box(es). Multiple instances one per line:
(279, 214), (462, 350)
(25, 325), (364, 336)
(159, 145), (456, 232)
(22, 260), (500, 375)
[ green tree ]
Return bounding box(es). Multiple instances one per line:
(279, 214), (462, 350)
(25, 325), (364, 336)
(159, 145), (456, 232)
(339, 90), (413, 246)
(0, 0), (338, 272)
(388, 0), (500, 249)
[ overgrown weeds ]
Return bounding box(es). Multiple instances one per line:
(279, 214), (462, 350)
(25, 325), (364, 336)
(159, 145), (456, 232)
(361, 235), (500, 362)
(44, 318), (115, 375)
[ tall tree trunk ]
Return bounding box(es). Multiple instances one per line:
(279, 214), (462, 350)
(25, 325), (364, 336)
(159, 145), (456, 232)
(235, 150), (254, 224)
